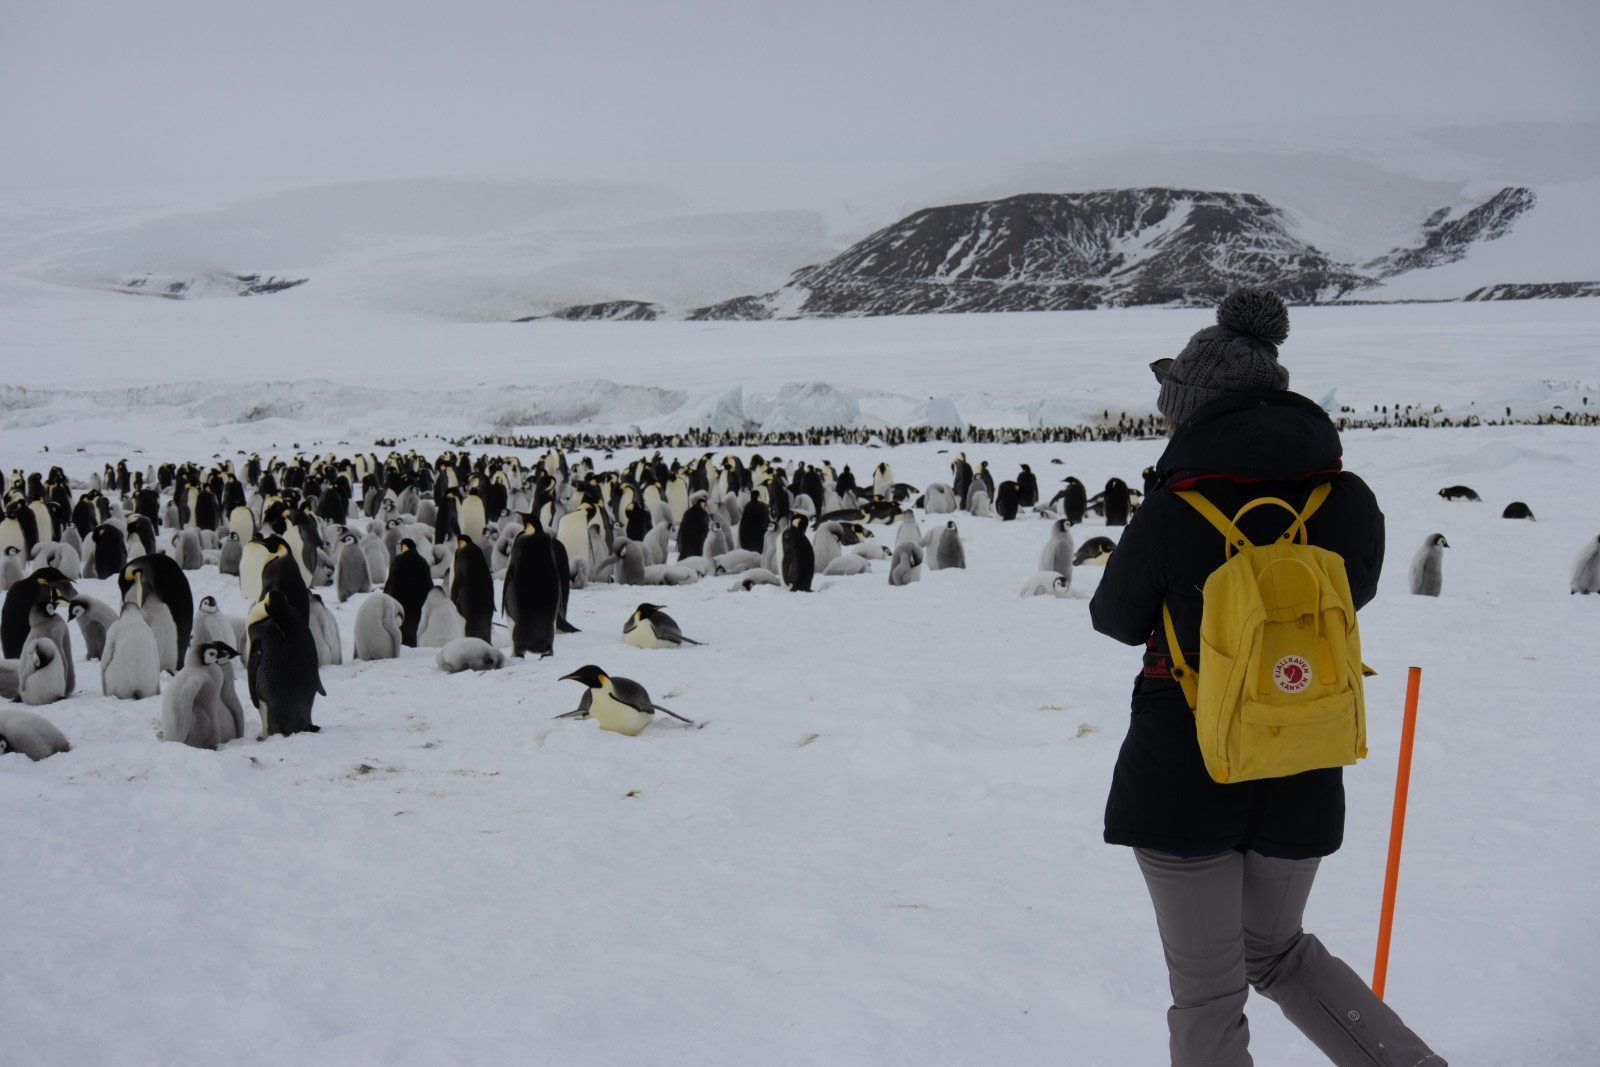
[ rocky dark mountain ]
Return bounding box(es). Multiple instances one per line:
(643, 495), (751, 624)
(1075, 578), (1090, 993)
(1463, 281), (1599, 301)
(514, 299), (661, 322)
(118, 272), (307, 299)
(1363, 187), (1536, 277)
(526, 185), (1552, 321)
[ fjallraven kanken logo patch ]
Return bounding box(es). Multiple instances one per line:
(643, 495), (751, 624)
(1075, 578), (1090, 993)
(1161, 483), (1368, 784)
(1273, 655), (1311, 693)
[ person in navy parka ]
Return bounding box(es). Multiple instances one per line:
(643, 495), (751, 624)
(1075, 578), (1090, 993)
(1089, 289), (1445, 1067)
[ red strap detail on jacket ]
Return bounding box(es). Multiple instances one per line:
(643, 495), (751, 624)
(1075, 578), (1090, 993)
(1163, 467), (1344, 493)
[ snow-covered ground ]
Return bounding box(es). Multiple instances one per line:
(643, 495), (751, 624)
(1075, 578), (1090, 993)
(2, 276), (1598, 1064)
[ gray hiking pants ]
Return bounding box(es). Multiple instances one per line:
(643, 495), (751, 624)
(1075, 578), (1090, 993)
(1134, 848), (1446, 1067)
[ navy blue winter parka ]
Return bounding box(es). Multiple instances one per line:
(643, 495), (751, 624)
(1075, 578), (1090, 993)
(1089, 389), (1385, 859)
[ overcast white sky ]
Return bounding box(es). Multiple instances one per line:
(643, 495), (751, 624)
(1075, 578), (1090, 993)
(2, 0), (1595, 201)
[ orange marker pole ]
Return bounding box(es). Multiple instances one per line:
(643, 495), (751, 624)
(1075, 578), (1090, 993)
(1373, 665), (1422, 1000)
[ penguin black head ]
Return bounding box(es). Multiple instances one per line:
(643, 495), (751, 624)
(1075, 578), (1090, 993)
(199, 596), (219, 612)
(1430, 533), (1450, 548)
(199, 641), (241, 665)
(560, 664), (608, 688)
(633, 603), (665, 621)
(398, 538), (417, 554)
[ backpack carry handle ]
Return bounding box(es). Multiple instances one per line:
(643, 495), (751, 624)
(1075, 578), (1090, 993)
(1177, 483), (1333, 559)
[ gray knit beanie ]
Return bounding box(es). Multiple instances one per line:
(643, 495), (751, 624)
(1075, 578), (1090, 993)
(1156, 288), (1291, 425)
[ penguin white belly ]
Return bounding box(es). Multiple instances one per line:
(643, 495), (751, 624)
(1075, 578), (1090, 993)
(589, 689), (653, 735)
(622, 619), (668, 649)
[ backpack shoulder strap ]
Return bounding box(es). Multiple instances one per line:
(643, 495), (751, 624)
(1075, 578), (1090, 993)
(1174, 489), (1249, 554)
(1161, 602), (1198, 710)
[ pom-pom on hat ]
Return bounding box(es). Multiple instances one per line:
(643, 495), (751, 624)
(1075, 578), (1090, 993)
(1156, 288), (1292, 425)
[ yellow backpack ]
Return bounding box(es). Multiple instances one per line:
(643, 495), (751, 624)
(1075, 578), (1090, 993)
(1161, 483), (1368, 784)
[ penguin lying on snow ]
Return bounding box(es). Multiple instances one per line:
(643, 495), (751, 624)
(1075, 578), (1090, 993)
(1501, 501), (1535, 520)
(556, 665), (697, 735)
(436, 637), (506, 673)
(622, 603), (702, 648)
(1019, 571), (1071, 598)
(1073, 536), (1117, 566)
(1438, 485), (1480, 502)
(0, 708), (71, 761)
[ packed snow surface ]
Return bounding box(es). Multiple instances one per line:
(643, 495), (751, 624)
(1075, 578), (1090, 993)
(1, 285), (1598, 1064)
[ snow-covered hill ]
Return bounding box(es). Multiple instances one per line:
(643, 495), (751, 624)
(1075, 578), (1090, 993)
(1, 119), (1596, 322)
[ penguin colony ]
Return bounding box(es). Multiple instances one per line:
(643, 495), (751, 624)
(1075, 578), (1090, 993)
(1, 446), (1594, 754)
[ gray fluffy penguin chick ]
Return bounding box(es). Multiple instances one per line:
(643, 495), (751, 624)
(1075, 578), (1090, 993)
(191, 600), (248, 741)
(169, 529), (204, 571)
(811, 521), (845, 574)
(436, 637), (506, 673)
(308, 594), (342, 666)
(1019, 571), (1072, 598)
(922, 483), (956, 514)
(18, 637), (68, 706)
(333, 532), (372, 602)
(415, 585), (464, 647)
(34, 541), (83, 581)
(360, 533), (390, 584)
(217, 532), (244, 576)
(1571, 534), (1600, 594)
(0, 708), (72, 760)
(28, 599), (76, 694)
(622, 603), (703, 648)
(895, 511), (922, 547)
(930, 522), (966, 571)
(888, 542), (923, 586)
(102, 601), (162, 699)
(1038, 518), (1076, 581)
(161, 641), (241, 749)
(712, 548), (762, 574)
(728, 568), (782, 591)
(68, 594), (118, 660)
(609, 539), (648, 586)
(1409, 533), (1449, 596)
(1, 546), (23, 589)
(823, 554), (871, 576)
(352, 593), (404, 660)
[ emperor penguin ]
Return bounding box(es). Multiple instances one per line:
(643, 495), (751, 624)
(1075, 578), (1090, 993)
(352, 593), (405, 660)
(0, 708), (71, 761)
(308, 594), (342, 667)
(503, 521), (561, 658)
(1102, 478), (1132, 527)
(333, 531), (372, 602)
(193, 596), (247, 730)
(557, 664), (696, 735)
(555, 502), (596, 574)
(811, 521), (846, 574)
(3, 567), (76, 659)
(888, 541), (923, 586)
(102, 601), (162, 700)
(1438, 485), (1480, 502)
(168, 528), (204, 571)
(872, 461), (895, 497)
(1056, 476), (1087, 525)
(1409, 533), (1449, 596)
(1019, 572), (1072, 598)
(435, 637), (505, 674)
(33, 540), (83, 581)
(161, 641), (243, 749)
(360, 531), (390, 584)
(609, 539), (647, 586)
(68, 593), (118, 660)
(17, 636), (68, 706)
(416, 585), (464, 648)
(88, 523), (128, 580)
(675, 499), (711, 561)
(922, 483), (957, 514)
(930, 521), (966, 571)
(447, 536), (495, 642)
(994, 481), (1020, 521)
(1, 545), (22, 589)
(1501, 501), (1535, 520)
(26, 598), (75, 695)
(780, 515), (815, 592)
(622, 603), (703, 648)
(246, 590), (324, 738)
(1073, 536), (1117, 567)
(1038, 518), (1076, 580)
(217, 531), (244, 576)
(239, 533), (290, 607)
(1571, 535), (1600, 595)
(1015, 464), (1039, 507)
(384, 539), (435, 647)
